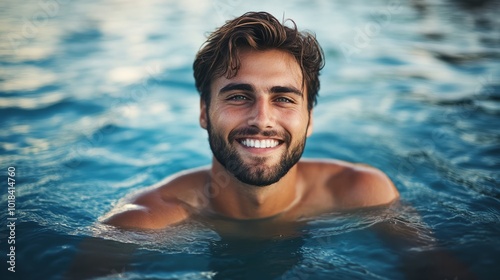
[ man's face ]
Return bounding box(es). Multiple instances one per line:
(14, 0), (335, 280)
(200, 49), (313, 186)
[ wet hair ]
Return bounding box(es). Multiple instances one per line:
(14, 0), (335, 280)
(193, 11), (324, 111)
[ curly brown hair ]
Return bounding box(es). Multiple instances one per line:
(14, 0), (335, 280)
(193, 11), (324, 111)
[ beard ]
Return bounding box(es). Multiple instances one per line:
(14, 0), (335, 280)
(206, 119), (307, 187)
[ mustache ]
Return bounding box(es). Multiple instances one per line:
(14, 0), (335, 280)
(228, 127), (290, 143)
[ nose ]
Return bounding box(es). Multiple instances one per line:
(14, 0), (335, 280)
(247, 97), (274, 129)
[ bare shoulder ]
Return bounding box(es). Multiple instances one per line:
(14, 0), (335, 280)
(100, 166), (210, 230)
(299, 159), (399, 209)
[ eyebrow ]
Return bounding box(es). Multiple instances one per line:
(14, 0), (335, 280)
(219, 83), (254, 94)
(219, 83), (303, 98)
(270, 86), (303, 98)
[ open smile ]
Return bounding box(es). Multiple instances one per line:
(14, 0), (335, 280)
(237, 138), (283, 149)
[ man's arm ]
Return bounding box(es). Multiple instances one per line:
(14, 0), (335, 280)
(329, 163), (400, 209)
(100, 188), (190, 230)
(372, 204), (476, 279)
(65, 235), (137, 279)
(333, 163), (474, 278)
(99, 167), (211, 229)
(66, 175), (195, 278)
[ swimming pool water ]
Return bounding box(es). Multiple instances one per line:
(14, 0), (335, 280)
(1, 0), (499, 279)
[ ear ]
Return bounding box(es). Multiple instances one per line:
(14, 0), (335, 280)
(306, 110), (313, 137)
(200, 99), (208, 129)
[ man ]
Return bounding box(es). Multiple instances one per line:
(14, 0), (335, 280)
(101, 11), (399, 230)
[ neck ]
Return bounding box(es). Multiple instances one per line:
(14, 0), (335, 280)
(208, 158), (302, 220)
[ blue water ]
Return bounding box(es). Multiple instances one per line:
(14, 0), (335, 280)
(1, 0), (499, 279)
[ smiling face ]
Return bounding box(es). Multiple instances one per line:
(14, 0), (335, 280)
(200, 49), (313, 186)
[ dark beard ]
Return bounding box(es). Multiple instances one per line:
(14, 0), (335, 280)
(207, 120), (306, 187)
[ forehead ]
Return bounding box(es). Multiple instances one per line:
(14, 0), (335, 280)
(212, 48), (303, 92)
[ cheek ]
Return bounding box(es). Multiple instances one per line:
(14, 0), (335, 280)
(280, 110), (310, 132)
(209, 107), (240, 130)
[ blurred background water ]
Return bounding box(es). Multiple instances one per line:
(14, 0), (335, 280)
(0, 0), (499, 279)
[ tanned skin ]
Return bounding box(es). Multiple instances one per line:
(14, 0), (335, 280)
(101, 49), (399, 230)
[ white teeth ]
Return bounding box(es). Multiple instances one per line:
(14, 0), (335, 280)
(241, 139), (279, 148)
